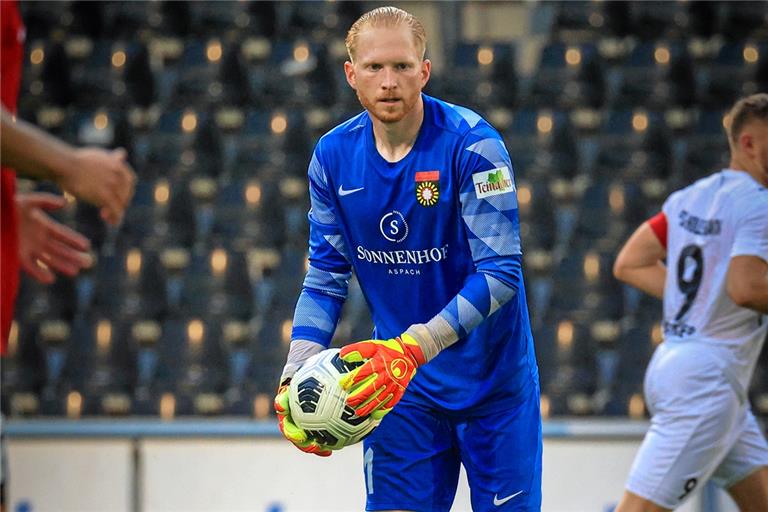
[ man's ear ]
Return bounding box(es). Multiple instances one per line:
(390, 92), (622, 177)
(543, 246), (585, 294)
(739, 131), (755, 158)
(344, 61), (356, 90)
(421, 59), (432, 87)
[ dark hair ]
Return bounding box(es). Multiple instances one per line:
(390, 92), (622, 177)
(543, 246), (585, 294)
(728, 93), (768, 143)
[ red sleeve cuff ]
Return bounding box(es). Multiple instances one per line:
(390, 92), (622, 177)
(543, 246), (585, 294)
(648, 212), (668, 248)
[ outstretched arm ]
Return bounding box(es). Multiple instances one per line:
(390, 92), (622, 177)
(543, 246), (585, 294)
(1, 107), (136, 225)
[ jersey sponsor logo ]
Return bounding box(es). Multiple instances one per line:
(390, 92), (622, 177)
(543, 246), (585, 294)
(473, 166), (514, 199)
(356, 244), (449, 275)
(493, 490), (523, 506)
(338, 184), (365, 196)
(663, 320), (696, 337)
(678, 210), (721, 236)
(356, 245), (449, 266)
(415, 170), (440, 207)
(379, 211), (408, 242)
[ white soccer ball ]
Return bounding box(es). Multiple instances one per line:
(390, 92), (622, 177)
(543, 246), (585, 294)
(288, 348), (380, 450)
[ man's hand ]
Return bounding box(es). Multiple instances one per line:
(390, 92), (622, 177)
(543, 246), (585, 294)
(16, 192), (93, 284)
(339, 333), (426, 418)
(57, 147), (136, 226)
(274, 379), (332, 457)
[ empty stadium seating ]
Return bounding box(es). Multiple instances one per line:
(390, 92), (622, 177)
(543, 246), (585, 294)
(4, 1), (767, 421)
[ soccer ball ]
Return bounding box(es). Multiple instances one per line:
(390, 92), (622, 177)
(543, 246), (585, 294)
(288, 348), (380, 450)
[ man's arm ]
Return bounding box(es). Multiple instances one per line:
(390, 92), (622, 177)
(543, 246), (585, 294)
(274, 149), (350, 456)
(727, 256), (768, 313)
(613, 221), (667, 299)
(283, 151), (352, 380)
(1, 107), (136, 225)
(726, 198), (768, 314)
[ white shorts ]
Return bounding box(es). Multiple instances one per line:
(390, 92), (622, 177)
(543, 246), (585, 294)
(626, 342), (768, 509)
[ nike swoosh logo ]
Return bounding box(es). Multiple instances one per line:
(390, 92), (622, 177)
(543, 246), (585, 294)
(493, 490), (523, 506)
(338, 185), (364, 196)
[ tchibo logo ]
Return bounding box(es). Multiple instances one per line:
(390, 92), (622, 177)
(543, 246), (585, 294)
(472, 166), (514, 199)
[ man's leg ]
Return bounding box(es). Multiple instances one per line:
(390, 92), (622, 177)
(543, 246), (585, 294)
(623, 348), (745, 510)
(711, 410), (768, 512)
(362, 399), (460, 512)
(615, 490), (671, 512)
(727, 466), (768, 512)
(457, 385), (542, 512)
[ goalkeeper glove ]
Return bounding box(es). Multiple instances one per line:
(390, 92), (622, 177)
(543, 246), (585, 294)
(274, 378), (332, 457)
(339, 333), (426, 418)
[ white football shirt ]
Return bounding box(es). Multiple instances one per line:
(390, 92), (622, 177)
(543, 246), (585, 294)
(661, 169), (768, 391)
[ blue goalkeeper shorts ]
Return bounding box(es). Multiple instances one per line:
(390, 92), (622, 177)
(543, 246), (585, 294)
(362, 385), (542, 512)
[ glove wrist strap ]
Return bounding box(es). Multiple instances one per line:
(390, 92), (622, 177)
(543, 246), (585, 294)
(280, 339), (326, 382)
(405, 317), (458, 363)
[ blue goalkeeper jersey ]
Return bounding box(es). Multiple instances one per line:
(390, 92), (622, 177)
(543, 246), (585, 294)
(291, 94), (538, 414)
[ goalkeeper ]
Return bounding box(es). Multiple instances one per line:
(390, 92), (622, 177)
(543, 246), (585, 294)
(274, 6), (542, 511)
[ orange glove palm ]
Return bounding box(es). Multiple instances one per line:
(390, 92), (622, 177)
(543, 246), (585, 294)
(339, 334), (426, 418)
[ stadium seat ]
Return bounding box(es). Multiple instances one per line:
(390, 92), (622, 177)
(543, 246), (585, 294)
(604, 318), (656, 415)
(442, 42), (518, 109)
(68, 1), (106, 39)
(69, 317), (134, 415)
(71, 40), (119, 107)
(219, 43), (252, 107)
(18, 2), (69, 40)
(629, 2), (684, 41)
(171, 319), (227, 401)
(612, 42), (691, 109)
(92, 247), (167, 321)
(551, 1), (602, 35)
(176, 247), (253, 320)
(719, 2), (768, 41)
(36, 320), (73, 415)
(40, 41), (75, 107)
(246, 1), (278, 38)
(699, 41), (763, 108)
(530, 42), (604, 109)
(124, 42), (156, 108)
(687, 1), (719, 38)
(0, 321), (45, 416)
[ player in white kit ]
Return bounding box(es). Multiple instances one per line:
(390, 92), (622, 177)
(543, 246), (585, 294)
(613, 93), (768, 511)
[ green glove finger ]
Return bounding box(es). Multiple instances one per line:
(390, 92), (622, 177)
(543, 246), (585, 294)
(275, 388), (291, 414)
(340, 349), (366, 364)
(280, 410), (308, 444)
(370, 407), (391, 420)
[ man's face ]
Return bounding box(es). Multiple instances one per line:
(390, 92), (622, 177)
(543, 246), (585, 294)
(344, 24), (430, 124)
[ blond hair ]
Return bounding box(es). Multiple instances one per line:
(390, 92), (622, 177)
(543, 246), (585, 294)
(728, 93), (768, 144)
(345, 6), (427, 62)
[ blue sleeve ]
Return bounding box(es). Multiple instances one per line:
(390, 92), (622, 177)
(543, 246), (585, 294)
(437, 126), (522, 339)
(291, 148), (352, 346)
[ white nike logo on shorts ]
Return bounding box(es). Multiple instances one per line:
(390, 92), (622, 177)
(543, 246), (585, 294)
(493, 490), (523, 506)
(338, 184), (364, 196)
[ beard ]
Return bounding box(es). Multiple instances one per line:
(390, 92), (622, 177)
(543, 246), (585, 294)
(356, 90), (419, 124)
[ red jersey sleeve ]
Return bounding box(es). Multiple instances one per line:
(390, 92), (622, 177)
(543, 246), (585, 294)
(648, 212), (668, 249)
